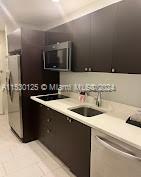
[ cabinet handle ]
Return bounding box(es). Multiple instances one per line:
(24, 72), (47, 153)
(47, 129), (51, 134)
(111, 68), (115, 73)
(66, 117), (73, 123)
(69, 119), (72, 123)
(85, 68), (88, 72)
(47, 119), (51, 122)
(88, 68), (92, 72)
(66, 117), (70, 121)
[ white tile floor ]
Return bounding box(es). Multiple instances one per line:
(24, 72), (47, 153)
(0, 115), (76, 177)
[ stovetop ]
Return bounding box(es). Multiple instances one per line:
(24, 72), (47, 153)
(37, 94), (69, 101)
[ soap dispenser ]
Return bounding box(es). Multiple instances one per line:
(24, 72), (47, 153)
(79, 91), (86, 103)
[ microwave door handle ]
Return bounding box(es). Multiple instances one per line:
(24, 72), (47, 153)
(43, 51), (46, 69)
(96, 136), (141, 161)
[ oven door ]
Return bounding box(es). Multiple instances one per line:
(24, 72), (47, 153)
(43, 47), (70, 71)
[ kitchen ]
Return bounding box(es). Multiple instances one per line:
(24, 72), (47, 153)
(1, 0), (141, 177)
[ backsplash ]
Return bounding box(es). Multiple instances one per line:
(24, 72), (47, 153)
(60, 72), (141, 107)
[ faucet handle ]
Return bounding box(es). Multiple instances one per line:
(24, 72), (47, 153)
(111, 84), (116, 91)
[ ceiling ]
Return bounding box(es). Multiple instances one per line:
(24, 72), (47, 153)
(0, 0), (96, 30)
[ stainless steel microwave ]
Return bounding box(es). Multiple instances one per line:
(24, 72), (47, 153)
(43, 41), (72, 71)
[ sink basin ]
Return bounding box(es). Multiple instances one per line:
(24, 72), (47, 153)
(69, 106), (103, 117)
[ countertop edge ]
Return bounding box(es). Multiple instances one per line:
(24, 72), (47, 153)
(30, 96), (141, 151)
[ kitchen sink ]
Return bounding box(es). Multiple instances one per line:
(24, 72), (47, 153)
(69, 106), (103, 117)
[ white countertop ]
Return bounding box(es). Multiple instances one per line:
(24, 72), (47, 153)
(31, 93), (141, 151)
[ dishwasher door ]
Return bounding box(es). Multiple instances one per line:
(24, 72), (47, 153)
(91, 129), (141, 177)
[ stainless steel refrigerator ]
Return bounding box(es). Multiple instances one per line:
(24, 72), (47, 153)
(8, 55), (23, 139)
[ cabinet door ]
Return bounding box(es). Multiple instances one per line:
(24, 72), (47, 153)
(71, 14), (91, 72)
(112, 0), (141, 74)
(46, 23), (72, 45)
(91, 4), (117, 72)
(55, 112), (91, 177)
(38, 105), (56, 153)
(69, 119), (91, 177)
(54, 111), (72, 167)
(22, 100), (39, 142)
(7, 29), (21, 53)
(21, 28), (45, 46)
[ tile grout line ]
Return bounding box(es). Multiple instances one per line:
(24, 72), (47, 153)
(37, 159), (63, 176)
(1, 162), (7, 177)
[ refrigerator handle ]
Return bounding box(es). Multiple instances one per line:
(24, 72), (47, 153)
(8, 72), (14, 102)
(6, 71), (10, 94)
(6, 71), (10, 90)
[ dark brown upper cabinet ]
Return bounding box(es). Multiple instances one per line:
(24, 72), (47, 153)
(112, 0), (141, 74)
(46, 23), (72, 45)
(91, 3), (118, 72)
(44, 0), (141, 74)
(71, 14), (91, 72)
(45, 15), (91, 72)
(8, 29), (22, 53)
(8, 28), (45, 54)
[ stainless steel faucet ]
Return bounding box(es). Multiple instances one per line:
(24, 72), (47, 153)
(85, 84), (116, 107)
(96, 91), (102, 107)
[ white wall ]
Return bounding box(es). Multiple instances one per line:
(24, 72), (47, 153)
(60, 72), (141, 108)
(0, 30), (8, 114)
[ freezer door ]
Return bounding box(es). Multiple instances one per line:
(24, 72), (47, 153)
(8, 55), (23, 138)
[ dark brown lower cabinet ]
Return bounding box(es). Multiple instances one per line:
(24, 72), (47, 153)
(38, 104), (91, 177)
(38, 105), (56, 154)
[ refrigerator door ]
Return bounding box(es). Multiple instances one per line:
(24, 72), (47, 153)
(8, 55), (23, 138)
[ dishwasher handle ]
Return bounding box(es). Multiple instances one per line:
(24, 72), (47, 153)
(96, 136), (141, 161)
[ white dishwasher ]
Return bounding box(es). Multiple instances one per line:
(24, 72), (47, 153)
(91, 129), (141, 177)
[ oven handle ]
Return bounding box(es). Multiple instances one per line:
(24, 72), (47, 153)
(96, 136), (141, 161)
